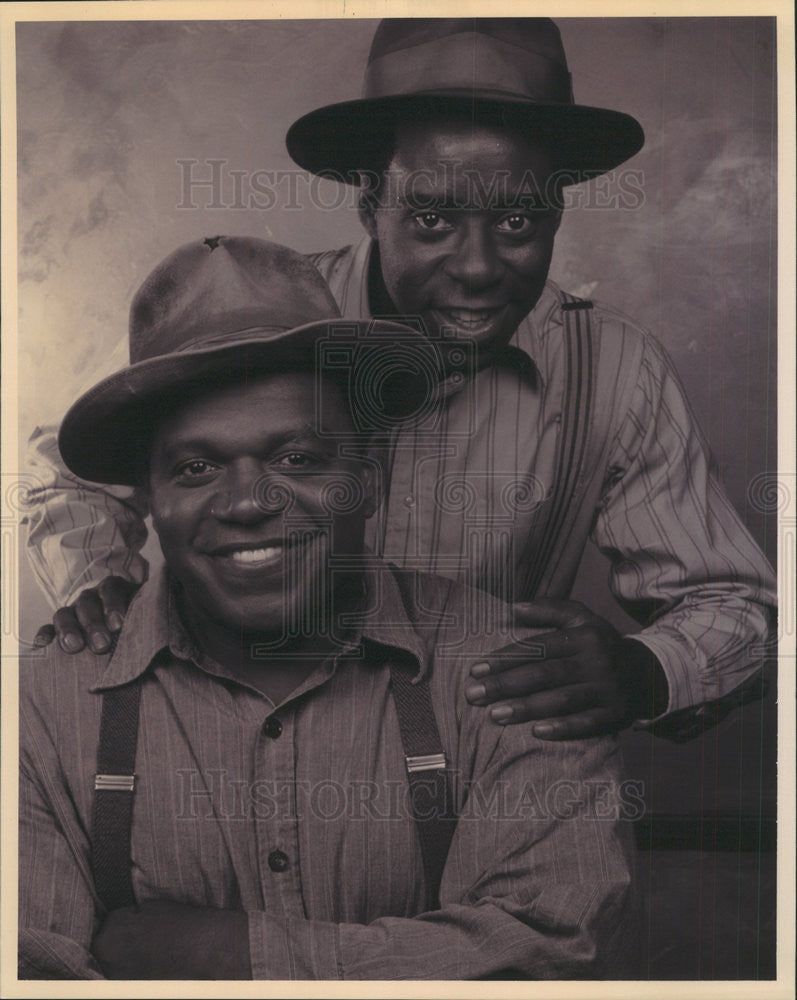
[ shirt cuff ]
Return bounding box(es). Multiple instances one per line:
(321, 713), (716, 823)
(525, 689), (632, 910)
(621, 631), (685, 723)
(247, 912), (342, 980)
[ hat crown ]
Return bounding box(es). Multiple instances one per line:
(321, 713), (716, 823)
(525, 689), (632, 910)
(285, 17), (644, 184)
(129, 236), (342, 364)
(363, 17), (573, 105)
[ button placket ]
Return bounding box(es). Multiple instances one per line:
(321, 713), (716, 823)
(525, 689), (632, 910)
(254, 707), (305, 915)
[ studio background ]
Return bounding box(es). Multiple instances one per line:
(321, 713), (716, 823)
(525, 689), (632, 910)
(14, 16), (778, 978)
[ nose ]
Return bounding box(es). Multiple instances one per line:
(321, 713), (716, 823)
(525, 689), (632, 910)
(210, 463), (292, 523)
(444, 220), (502, 290)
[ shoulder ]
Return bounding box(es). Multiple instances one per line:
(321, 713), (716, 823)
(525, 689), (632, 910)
(19, 642), (108, 746)
(390, 565), (539, 700)
(390, 565), (518, 654)
(535, 279), (655, 355)
(530, 282), (682, 419)
(390, 567), (627, 784)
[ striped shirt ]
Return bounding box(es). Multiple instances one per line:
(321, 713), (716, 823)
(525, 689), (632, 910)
(19, 562), (635, 980)
(23, 237), (776, 737)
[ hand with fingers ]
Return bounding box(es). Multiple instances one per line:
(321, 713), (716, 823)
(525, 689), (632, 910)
(464, 599), (669, 740)
(34, 576), (142, 654)
(92, 900), (250, 979)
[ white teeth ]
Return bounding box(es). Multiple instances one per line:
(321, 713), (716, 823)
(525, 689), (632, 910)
(229, 546), (281, 564)
(441, 308), (497, 326)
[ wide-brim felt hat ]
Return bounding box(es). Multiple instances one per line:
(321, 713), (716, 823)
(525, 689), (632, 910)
(286, 18), (644, 185)
(59, 236), (446, 486)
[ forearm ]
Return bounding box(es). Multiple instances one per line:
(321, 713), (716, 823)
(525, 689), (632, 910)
(19, 928), (106, 980)
(250, 735), (634, 980)
(23, 424), (150, 607)
(247, 891), (631, 980)
(626, 588), (773, 718)
(598, 337), (775, 725)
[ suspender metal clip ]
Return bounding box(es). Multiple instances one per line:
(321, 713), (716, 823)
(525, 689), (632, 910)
(405, 753), (447, 773)
(94, 773), (136, 792)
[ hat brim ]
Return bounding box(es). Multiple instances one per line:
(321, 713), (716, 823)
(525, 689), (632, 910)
(286, 93), (644, 185)
(59, 319), (443, 486)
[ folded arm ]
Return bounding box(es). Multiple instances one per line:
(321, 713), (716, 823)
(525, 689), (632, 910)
(93, 731), (635, 980)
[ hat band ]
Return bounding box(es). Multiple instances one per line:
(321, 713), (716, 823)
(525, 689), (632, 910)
(364, 31), (573, 105)
(175, 325), (293, 354)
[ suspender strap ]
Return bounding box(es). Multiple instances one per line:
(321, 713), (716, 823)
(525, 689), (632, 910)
(521, 293), (597, 597)
(92, 680), (142, 910)
(90, 640), (454, 912)
(388, 656), (457, 911)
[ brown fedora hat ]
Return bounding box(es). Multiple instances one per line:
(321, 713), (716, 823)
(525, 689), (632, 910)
(286, 18), (644, 184)
(59, 237), (446, 486)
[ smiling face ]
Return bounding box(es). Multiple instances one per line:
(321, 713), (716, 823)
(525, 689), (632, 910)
(360, 119), (561, 364)
(148, 372), (375, 645)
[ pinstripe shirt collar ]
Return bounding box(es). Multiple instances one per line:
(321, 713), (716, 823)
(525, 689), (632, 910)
(91, 558), (429, 692)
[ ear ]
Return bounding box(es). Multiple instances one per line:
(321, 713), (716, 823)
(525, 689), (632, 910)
(357, 190), (379, 242)
(360, 462), (378, 519)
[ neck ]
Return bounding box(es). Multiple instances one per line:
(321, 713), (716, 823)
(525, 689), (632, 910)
(175, 575), (366, 701)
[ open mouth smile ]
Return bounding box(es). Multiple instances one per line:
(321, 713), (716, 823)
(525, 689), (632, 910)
(432, 306), (504, 333)
(207, 534), (316, 572)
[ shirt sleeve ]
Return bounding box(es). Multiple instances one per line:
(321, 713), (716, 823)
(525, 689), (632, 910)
(22, 423), (150, 609)
(246, 731), (636, 979)
(19, 695), (105, 979)
(594, 333), (776, 737)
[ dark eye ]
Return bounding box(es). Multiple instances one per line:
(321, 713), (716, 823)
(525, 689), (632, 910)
(174, 459), (217, 481)
(496, 213), (534, 233)
(276, 452), (315, 468)
(412, 212), (453, 231)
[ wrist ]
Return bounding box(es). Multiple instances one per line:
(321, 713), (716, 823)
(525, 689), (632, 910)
(617, 637), (669, 722)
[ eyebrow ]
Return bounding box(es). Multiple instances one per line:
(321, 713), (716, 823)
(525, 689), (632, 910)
(154, 425), (325, 459)
(398, 193), (551, 213)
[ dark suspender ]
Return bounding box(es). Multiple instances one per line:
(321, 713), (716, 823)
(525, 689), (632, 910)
(387, 656), (457, 910)
(92, 681), (142, 910)
(92, 651), (456, 912)
(521, 293), (596, 597)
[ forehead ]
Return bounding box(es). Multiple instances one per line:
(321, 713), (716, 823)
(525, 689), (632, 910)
(152, 371), (352, 446)
(388, 119), (554, 205)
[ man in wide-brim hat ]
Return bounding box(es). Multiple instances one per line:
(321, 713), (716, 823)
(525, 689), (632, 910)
(19, 236), (637, 980)
(29, 18), (774, 744)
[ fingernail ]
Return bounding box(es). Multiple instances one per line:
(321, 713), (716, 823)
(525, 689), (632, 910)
(107, 612), (124, 631)
(490, 705), (513, 723)
(33, 633), (49, 648)
(533, 723), (555, 738)
(471, 661), (490, 678)
(90, 632), (111, 652)
(465, 682), (487, 702)
(63, 634), (82, 652)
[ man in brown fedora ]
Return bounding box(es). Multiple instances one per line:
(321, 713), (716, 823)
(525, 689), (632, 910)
(26, 19), (774, 742)
(19, 236), (635, 980)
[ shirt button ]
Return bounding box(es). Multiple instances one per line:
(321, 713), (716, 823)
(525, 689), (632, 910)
(268, 849), (289, 873)
(404, 494), (416, 507)
(263, 716), (282, 739)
